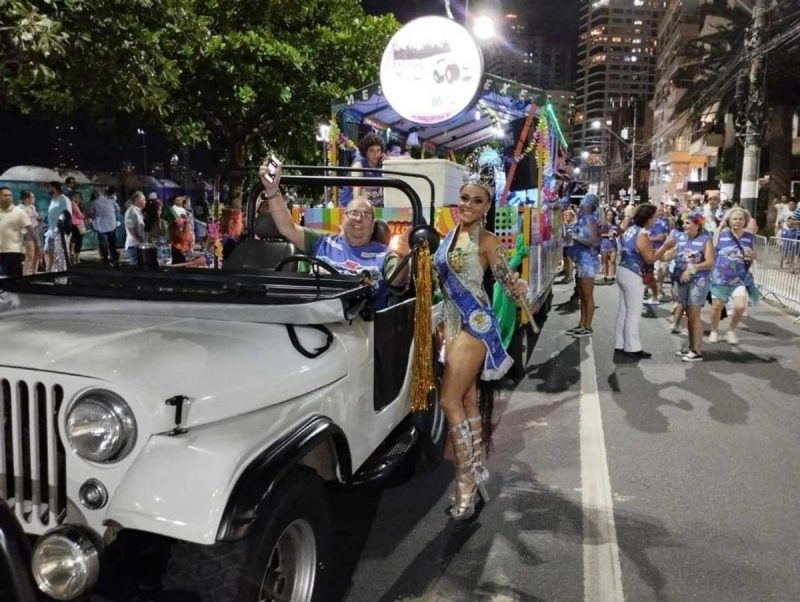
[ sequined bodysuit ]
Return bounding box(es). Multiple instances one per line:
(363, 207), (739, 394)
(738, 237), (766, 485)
(442, 227), (488, 344)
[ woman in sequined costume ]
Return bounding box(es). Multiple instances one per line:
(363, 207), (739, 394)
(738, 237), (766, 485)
(432, 182), (528, 520)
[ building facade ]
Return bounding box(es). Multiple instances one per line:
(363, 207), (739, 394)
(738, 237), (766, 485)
(490, 5), (576, 92)
(573, 0), (663, 198)
(648, 0), (725, 203)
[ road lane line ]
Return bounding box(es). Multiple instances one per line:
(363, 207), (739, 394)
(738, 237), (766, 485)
(580, 338), (624, 602)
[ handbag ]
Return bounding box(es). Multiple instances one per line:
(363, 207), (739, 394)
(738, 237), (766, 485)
(730, 232), (752, 272)
(641, 263), (655, 285)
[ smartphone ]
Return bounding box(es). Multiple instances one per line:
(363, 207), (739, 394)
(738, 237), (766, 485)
(264, 155), (280, 184)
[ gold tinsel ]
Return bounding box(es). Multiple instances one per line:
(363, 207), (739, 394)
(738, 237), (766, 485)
(410, 242), (435, 412)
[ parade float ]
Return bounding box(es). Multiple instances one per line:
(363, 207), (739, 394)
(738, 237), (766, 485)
(310, 15), (571, 362)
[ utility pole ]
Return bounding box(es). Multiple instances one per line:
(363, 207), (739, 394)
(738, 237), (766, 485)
(739, 0), (767, 217)
(630, 98), (637, 204)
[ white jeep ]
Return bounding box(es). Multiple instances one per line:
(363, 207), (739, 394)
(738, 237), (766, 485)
(0, 173), (446, 601)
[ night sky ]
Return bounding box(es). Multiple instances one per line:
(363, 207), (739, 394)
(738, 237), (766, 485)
(0, 0), (577, 176)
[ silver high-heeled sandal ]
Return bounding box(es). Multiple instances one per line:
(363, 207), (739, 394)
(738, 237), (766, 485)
(468, 415), (490, 487)
(448, 420), (489, 521)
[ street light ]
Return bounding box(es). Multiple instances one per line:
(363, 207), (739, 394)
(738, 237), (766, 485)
(473, 15), (496, 40)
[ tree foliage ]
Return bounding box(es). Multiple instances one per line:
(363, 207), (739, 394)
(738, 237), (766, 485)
(672, 2), (800, 200)
(1, 0), (400, 206)
(674, 2), (800, 121)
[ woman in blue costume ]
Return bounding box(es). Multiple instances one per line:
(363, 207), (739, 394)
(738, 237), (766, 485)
(338, 133), (386, 208)
(708, 207), (759, 345)
(599, 207), (619, 282)
(672, 210), (715, 362)
(433, 179), (529, 520)
(566, 194), (601, 337)
(615, 204), (676, 359)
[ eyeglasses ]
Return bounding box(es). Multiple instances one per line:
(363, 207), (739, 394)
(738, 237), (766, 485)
(344, 209), (374, 220)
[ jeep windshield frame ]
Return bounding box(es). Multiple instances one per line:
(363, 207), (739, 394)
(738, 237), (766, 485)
(0, 171), (428, 308)
(245, 171), (426, 235)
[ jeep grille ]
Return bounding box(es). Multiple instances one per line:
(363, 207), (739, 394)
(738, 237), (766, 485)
(1, 378), (67, 531)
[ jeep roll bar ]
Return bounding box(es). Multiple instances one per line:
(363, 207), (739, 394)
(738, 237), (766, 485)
(279, 165), (437, 224)
(245, 171), (426, 236)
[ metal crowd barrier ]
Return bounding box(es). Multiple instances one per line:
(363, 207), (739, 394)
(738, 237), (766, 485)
(753, 236), (800, 318)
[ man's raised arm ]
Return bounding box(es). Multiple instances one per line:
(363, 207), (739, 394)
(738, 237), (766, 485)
(258, 160), (306, 251)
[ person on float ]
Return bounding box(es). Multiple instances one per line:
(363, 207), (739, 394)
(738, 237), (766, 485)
(615, 204), (676, 359)
(258, 159), (408, 309)
(432, 176), (529, 520)
(338, 132), (386, 208)
(672, 210), (715, 362)
(708, 207), (759, 345)
(565, 194), (600, 338)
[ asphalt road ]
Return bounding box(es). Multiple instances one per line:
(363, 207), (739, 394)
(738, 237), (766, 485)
(335, 281), (800, 602)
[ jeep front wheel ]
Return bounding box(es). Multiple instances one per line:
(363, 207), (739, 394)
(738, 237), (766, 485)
(163, 469), (332, 602)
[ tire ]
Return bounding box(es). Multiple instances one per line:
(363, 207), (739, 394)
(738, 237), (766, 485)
(414, 360), (447, 470)
(163, 468), (332, 602)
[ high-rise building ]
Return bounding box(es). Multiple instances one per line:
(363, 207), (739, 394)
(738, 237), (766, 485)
(547, 90), (576, 145)
(573, 0), (663, 192)
(492, 17), (575, 90)
(482, 2), (577, 141)
(650, 0), (706, 202)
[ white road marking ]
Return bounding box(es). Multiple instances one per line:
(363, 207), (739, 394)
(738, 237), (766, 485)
(580, 338), (625, 602)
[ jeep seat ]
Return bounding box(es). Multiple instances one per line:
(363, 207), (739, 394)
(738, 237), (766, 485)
(371, 219), (392, 246)
(223, 213), (296, 272)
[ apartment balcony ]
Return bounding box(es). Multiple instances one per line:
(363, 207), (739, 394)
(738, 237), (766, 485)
(690, 131), (725, 156)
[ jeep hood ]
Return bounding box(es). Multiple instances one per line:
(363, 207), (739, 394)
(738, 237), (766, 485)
(0, 295), (349, 429)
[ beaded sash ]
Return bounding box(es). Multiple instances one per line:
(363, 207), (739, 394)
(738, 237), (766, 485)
(433, 227), (513, 381)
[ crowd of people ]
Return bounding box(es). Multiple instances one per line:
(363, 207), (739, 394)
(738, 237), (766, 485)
(0, 178), (209, 276)
(559, 192), (798, 363)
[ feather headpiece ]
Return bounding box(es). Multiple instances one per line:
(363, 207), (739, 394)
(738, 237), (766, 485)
(463, 145), (502, 200)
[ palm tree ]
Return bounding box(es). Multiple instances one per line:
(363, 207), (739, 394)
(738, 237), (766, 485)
(674, 2), (800, 219)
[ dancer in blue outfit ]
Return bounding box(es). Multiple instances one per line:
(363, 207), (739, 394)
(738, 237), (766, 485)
(708, 207), (758, 345)
(566, 194), (601, 338)
(672, 211), (715, 361)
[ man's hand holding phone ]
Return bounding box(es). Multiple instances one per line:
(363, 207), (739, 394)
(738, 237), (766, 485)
(259, 155), (282, 196)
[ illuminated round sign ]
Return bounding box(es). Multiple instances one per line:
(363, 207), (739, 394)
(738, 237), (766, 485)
(380, 16), (484, 126)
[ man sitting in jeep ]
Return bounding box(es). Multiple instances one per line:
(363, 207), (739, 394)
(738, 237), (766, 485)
(258, 159), (410, 308)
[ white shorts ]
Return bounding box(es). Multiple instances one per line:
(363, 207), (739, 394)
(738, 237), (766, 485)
(654, 260), (667, 272)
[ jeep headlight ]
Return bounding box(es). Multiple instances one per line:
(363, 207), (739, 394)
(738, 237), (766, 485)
(66, 390), (137, 463)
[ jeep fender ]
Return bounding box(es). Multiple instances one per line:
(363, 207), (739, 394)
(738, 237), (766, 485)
(106, 408), (350, 545)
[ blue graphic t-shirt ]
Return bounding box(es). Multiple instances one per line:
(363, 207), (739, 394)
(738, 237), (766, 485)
(338, 153), (384, 207)
(648, 216), (670, 250)
(600, 223), (618, 253)
(619, 225), (645, 275)
(572, 213), (600, 267)
(304, 229), (394, 308)
(711, 230), (754, 287)
(673, 231), (711, 283)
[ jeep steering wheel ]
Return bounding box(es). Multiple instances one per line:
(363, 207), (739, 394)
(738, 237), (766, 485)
(275, 254), (339, 275)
